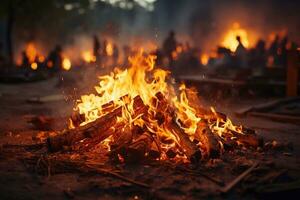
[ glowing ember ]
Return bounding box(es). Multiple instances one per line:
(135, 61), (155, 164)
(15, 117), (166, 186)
(62, 58), (72, 70)
(69, 50), (253, 162)
(222, 22), (249, 52)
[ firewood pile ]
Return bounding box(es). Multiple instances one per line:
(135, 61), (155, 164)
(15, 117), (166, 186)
(43, 52), (264, 164)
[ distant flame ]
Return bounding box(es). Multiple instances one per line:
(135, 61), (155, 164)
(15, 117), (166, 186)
(82, 51), (96, 63)
(31, 62), (38, 70)
(47, 61), (53, 68)
(106, 43), (114, 56)
(172, 45), (184, 60)
(26, 43), (38, 63)
(38, 55), (45, 62)
(222, 22), (249, 52)
(62, 58), (72, 70)
(200, 54), (209, 65)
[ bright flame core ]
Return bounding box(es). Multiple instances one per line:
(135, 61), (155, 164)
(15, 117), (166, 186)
(222, 23), (249, 52)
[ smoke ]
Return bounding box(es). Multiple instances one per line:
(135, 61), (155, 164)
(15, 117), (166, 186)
(13, 0), (300, 62)
(149, 0), (300, 52)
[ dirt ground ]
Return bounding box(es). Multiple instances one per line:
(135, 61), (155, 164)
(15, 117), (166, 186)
(0, 71), (299, 200)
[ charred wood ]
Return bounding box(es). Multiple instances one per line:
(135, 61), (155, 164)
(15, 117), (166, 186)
(47, 95), (147, 152)
(195, 124), (222, 159)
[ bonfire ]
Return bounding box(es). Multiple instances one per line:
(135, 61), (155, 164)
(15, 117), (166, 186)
(47, 50), (262, 163)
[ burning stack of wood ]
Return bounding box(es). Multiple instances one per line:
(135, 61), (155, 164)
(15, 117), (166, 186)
(47, 51), (263, 163)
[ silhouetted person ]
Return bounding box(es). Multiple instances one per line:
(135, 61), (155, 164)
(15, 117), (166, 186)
(21, 51), (30, 67)
(185, 49), (201, 73)
(123, 45), (130, 64)
(0, 42), (5, 66)
(235, 36), (246, 54)
(279, 36), (288, 67)
(268, 35), (280, 67)
(93, 35), (100, 62)
(101, 39), (108, 66)
(47, 45), (62, 72)
(269, 35), (279, 56)
(112, 43), (119, 65)
(235, 36), (247, 68)
(254, 39), (266, 67)
(102, 39), (108, 57)
(163, 30), (177, 67)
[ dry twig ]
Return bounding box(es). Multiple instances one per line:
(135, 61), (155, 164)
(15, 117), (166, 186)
(220, 161), (259, 193)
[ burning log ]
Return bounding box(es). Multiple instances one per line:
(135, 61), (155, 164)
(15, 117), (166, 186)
(47, 95), (147, 152)
(221, 137), (237, 151)
(121, 132), (155, 163)
(109, 125), (137, 161)
(70, 112), (85, 128)
(110, 126), (159, 163)
(75, 122), (126, 152)
(155, 92), (201, 162)
(167, 118), (202, 163)
(195, 124), (222, 159)
(148, 137), (161, 159)
(48, 108), (121, 152)
(166, 148), (177, 159)
(70, 95), (127, 128)
(234, 133), (263, 148)
(228, 129), (263, 148)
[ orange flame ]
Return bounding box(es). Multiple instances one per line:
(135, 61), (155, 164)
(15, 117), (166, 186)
(222, 22), (249, 52)
(25, 43), (38, 63)
(200, 54), (209, 66)
(38, 55), (45, 62)
(82, 51), (96, 63)
(106, 42), (114, 56)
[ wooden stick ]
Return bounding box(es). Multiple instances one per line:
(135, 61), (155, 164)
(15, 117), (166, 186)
(220, 162), (259, 193)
